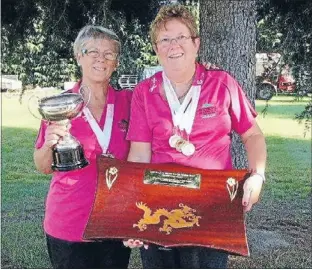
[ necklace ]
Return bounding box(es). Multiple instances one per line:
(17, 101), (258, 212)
(178, 88), (190, 101)
(175, 77), (194, 102)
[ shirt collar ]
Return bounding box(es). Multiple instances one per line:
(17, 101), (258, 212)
(70, 80), (115, 104)
(149, 63), (206, 95)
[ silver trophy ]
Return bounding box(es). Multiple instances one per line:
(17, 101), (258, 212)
(29, 91), (89, 171)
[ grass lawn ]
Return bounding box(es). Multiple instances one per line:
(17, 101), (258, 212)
(1, 94), (311, 268)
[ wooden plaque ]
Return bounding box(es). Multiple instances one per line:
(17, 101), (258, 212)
(84, 156), (250, 256)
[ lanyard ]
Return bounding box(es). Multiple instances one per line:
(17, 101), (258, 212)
(83, 104), (114, 154)
(162, 72), (201, 135)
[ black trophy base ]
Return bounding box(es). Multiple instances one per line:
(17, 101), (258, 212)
(52, 145), (89, 172)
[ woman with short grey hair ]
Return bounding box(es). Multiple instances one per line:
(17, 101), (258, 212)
(34, 25), (132, 268)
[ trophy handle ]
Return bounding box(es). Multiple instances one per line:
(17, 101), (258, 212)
(79, 85), (91, 108)
(27, 94), (42, 120)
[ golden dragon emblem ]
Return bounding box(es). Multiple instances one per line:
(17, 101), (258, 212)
(133, 202), (201, 235)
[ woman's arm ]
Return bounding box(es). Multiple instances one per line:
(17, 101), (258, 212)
(34, 146), (54, 174)
(127, 141), (152, 163)
(241, 121), (267, 176)
(240, 121), (267, 212)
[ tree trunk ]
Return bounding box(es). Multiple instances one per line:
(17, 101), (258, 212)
(199, 0), (257, 169)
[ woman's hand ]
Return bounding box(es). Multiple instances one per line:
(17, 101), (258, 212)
(123, 239), (148, 249)
(43, 122), (69, 149)
(242, 174), (264, 212)
(34, 121), (69, 174)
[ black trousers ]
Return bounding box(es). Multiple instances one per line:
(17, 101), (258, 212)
(140, 245), (228, 269)
(46, 234), (131, 269)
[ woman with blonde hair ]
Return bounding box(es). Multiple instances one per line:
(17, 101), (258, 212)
(125, 4), (267, 269)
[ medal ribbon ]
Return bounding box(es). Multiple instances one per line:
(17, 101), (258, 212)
(83, 105), (114, 154)
(162, 72), (201, 135)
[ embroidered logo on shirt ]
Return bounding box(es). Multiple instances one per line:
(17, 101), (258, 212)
(118, 119), (129, 132)
(196, 71), (205, 85)
(150, 77), (157, 92)
(200, 103), (217, 118)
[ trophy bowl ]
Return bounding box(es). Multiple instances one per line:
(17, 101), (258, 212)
(38, 93), (85, 121)
(36, 92), (89, 171)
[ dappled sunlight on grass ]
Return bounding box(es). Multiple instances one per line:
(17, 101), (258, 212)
(255, 96), (311, 201)
(2, 95), (42, 129)
(256, 98), (311, 140)
(1, 221), (51, 269)
(257, 103), (309, 119)
(1, 95), (311, 268)
(257, 117), (310, 139)
(2, 127), (41, 176)
(263, 136), (311, 200)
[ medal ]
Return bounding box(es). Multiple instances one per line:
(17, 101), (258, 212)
(169, 134), (181, 148)
(181, 141), (195, 156)
(175, 139), (186, 152)
(163, 72), (202, 157)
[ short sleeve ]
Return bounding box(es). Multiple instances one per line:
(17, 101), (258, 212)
(227, 75), (257, 134)
(126, 84), (152, 142)
(34, 120), (48, 149)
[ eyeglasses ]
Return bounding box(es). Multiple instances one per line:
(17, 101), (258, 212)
(156, 35), (196, 48)
(81, 48), (118, 61)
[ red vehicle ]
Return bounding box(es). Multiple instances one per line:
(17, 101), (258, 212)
(277, 70), (296, 92)
(256, 53), (296, 100)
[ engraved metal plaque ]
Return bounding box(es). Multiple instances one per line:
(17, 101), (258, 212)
(143, 170), (201, 189)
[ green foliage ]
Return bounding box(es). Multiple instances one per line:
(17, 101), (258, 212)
(108, 12), (158, 87)
(1, 0), (113, 88)
(110, 0), (168, 25)
(1, 0), (159, 89)
(256, 0), (312, 131)
(257, 0), (312, 87)
(295, 100), (312, 137)
(1, 7), (78, 88)
(182, 0), (199, 26)
(2, 0), (311, 105)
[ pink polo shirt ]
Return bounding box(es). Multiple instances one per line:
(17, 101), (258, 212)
(127, 63), (257, 169)
(35, 82), (132, 241)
